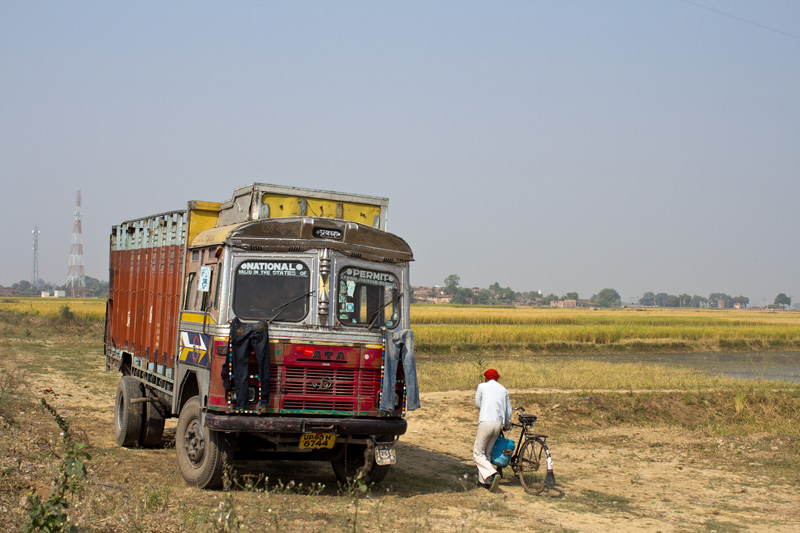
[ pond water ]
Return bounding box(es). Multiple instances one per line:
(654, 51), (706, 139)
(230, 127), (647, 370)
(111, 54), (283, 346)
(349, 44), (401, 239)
(585, 352), (800, 383)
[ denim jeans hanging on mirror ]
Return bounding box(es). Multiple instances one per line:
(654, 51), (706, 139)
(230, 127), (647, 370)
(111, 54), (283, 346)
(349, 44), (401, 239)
(228, 317), (270, 408)
(379, 329), (420, 411)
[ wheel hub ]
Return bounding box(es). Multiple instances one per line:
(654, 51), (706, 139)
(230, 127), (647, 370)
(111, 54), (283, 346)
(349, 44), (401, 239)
(184, 420), (206, 465)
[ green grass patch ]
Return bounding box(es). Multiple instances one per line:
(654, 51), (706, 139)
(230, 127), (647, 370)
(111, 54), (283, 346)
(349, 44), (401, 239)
(417, 355), (748, 392)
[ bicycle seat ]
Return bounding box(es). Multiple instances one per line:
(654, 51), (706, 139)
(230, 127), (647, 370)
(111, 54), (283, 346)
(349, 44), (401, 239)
(518, 413), (537, 425)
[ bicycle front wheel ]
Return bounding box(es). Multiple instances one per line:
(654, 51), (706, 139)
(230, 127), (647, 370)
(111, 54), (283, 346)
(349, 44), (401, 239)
(518, 437), (546, 495)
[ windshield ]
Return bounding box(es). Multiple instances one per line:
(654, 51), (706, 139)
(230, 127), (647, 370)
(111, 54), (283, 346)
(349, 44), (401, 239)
(233, 260), (311, 321)
(337, 268), (400, 329)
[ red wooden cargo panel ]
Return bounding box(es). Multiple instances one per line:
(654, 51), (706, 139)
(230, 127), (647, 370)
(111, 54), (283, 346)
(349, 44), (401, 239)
(106, 212), (186, 371)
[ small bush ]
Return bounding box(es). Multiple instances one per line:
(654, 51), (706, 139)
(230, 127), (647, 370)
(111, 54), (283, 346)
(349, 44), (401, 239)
(58, 305), (76, 321)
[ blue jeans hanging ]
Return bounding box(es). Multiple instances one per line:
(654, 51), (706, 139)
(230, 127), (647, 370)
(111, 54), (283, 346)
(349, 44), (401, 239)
(380, 329), (420, 411)
(228, 318), (270, 408)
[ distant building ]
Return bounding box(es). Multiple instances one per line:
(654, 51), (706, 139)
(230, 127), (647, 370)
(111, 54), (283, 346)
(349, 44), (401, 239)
(0, 287), (21, 297)
(40, 290), (66, 298)
(412, 285), (450, 304)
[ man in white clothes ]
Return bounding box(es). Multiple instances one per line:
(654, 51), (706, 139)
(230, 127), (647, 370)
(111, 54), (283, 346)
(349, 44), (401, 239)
(473, 368), (512, 491)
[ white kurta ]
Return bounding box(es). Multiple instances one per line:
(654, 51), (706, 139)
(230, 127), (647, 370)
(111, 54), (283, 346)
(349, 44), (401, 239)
(473, 379), (512, 484)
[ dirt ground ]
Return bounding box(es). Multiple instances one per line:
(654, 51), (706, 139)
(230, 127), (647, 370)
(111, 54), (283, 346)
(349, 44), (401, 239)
(4, 356), (799, 533)
(404, 390), (800, 532)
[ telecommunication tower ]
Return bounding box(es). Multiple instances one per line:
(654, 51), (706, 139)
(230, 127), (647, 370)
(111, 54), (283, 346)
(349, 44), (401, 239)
(66, 190), (86, 297)
(32, 226), (40, 287)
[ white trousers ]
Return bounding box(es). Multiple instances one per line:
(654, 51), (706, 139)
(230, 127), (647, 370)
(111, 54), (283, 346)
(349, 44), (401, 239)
(473, 421), (502, 484)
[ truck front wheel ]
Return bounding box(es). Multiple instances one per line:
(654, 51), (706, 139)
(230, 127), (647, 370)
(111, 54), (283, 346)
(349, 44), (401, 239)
(331, 443), (390, 485)
(176, 396), (229, 489)
(114, 376), (144, 447)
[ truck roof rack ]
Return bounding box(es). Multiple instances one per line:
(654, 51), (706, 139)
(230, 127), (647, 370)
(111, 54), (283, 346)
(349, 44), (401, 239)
(216, 183), (390, 230)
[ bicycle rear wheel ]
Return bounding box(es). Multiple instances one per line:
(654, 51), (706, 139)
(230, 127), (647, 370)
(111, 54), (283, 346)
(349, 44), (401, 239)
(518, 437), (546, 495)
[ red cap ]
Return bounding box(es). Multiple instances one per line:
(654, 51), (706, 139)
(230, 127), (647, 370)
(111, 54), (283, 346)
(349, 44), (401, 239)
(484, 368), (499, 381)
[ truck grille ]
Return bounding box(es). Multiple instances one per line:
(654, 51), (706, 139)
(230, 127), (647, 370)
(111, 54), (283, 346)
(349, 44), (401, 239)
(280, 366), (381, 412)
(283, 367), (356, 396)
(358, 369), (380, 396)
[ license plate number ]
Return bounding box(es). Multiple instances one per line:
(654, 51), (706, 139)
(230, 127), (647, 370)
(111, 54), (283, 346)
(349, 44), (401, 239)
(375, 443), (396, 465)
(299, 433), (336, 449)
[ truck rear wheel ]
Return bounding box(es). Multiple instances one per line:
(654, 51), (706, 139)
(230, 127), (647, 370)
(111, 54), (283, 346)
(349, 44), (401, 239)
(139, 399), (166, 447)
(176, 396), (229, 489)
(331, 443), (390, 485)
(114, 376), (144, 447)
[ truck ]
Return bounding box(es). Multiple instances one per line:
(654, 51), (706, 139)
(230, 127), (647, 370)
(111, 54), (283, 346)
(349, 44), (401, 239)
(105, 183), (419, 488)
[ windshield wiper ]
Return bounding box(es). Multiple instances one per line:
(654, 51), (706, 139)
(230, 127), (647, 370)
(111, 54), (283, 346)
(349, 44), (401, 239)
(366, 292), (404, 330)
(269, 290), (316, 323)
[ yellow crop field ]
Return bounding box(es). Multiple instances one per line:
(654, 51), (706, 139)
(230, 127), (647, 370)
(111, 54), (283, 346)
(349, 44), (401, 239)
(411, 304), (800, 354)
(0, 297), (105, 321)
(4, 298), (798, 354)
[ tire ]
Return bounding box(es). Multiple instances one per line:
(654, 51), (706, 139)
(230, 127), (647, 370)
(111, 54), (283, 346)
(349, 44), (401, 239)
(331, 443), (390, 485)
(139, 398), (166, 447)
(518, 438), (547, 495)
(114, 376), (144, 447)
(176, 396), (229, 489)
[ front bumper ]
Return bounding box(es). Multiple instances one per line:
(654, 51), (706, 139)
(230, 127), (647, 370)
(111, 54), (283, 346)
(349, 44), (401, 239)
(205, 413), (407, 436)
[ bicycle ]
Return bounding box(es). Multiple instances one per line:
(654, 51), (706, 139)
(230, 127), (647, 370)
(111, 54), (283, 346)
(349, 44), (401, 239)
(502, 407), (556, 495)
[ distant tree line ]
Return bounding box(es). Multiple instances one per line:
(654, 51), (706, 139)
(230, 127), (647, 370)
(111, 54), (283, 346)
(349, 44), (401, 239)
(540, 292), (579, 305)
(636, 292), (737, 308)
(444, 275), (530, 305)
(428, 274), (624, 308)
(638, 292), (793, 309)
(423, 275), (794, 311)
(4, 277), (109, 298)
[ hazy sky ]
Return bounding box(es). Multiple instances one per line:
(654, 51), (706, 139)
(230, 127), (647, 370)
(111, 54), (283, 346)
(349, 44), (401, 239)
(1, 1), (798, 306)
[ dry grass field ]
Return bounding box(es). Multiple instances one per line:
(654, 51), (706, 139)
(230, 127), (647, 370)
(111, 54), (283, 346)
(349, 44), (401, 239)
(2, 300), (800, 531)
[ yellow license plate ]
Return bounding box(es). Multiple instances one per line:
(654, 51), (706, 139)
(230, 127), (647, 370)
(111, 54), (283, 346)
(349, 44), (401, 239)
(299, 433), (336, 449)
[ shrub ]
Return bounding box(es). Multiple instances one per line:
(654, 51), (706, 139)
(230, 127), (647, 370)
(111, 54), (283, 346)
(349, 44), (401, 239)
(58, 305), (76, 321)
